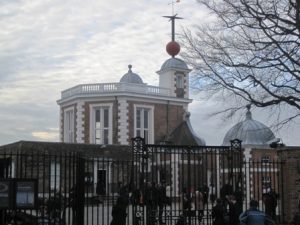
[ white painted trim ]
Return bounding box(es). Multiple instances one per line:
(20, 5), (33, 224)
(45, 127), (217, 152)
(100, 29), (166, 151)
(89, 103), (113, 144)
(59, 108), (63, 142)
(118, 99), (129, 145)
(57, 92), (192, 105)
(76, 101), (85, 143)
(133, 104), (154, 144)
(63, 106), (75, 143)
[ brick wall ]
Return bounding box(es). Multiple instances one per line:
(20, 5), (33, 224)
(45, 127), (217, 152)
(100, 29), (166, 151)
(127, 101), (185, 144)
(277, 148), (300, 223)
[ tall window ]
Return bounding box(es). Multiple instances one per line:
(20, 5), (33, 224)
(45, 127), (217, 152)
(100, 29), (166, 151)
(90, 104), (112, 144)
(50, 162), (60, 191)
(64, 108), (74, 143)
(134, 106), (153, 144)
(176, 74), (184, 88)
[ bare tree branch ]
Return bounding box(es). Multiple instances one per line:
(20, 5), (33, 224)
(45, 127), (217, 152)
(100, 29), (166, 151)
(181, 0), (300, 126)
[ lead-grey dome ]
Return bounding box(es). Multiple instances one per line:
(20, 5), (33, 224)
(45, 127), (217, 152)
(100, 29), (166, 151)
(163, 112), (206, 146)
(120, 65), (143, 84)
(222, 106), (275, 146)
(160, 57), (189, 71)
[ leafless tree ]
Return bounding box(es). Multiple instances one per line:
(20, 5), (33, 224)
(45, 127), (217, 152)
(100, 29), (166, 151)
(181, 0), (300, 126)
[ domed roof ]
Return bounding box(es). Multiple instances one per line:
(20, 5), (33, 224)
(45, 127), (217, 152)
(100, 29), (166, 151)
(222, 105), (275, 146)
(163, 112), (206, 146)
(120, 65), (143, 84)
(160, 57), (189, 72)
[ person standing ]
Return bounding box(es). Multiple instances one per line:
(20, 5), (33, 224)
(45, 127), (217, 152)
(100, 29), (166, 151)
(195, 189), (205, 224)
(157, 182), (167, 225)
(110, 196), (128, 225)
(239, 200), (275, 225)
(228, 195), (242, 225)
(110, 184), (129, 225)
(210, 184), (216, 205)
(144, 182), (159, 225)
(212, 199), (225, 225)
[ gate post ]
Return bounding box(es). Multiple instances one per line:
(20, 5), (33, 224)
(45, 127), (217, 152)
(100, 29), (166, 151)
(132, 137), (147, 225)
(187, 147), (192, 225)
(0, 158), (11, 225)
(76, 154), (85, 225)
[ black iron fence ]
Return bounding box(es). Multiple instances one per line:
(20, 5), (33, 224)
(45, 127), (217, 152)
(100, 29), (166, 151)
(0, 139), (285, 225)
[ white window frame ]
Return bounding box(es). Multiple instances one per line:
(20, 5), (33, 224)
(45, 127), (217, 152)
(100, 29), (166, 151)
(89, 103), (113, 144)
(262, 176), (271, 183)
(63, 107), (75, 143)
(50, 162), (60, 191)
(176, 73), (184, 89)
(262, 176), (272, 193)
(134, 104), (154, 144)
(261, 155), (271, 164)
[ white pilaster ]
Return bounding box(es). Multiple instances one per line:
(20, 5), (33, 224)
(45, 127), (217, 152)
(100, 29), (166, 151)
(184, 73), (189, 98)
(76, 101), (85, 143)
(59, 108), (63, 142)
(118, 99), (129, 145)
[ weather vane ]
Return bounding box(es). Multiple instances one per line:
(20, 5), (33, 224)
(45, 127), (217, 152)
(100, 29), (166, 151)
(163, 0), (182, 57)
(168, 0), (180, 16)
(165, 0), (182, 41)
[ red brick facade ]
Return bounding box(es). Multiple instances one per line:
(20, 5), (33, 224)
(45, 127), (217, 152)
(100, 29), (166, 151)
(277, 148), (300, 223)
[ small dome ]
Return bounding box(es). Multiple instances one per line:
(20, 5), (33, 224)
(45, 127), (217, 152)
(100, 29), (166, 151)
(222, 105), (275, 146)
(120, 65), (143, 84)
(160, 57), (189, 71)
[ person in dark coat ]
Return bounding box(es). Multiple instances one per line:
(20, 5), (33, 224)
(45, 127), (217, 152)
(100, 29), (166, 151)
(228, 195), (242, 225)
(212, 199), (226, 225)
(263, 189), (277, 220)
(201, 183), (209, 205)
(268, 189), (277, 220)
(110, 196), (128, 225)
(144, 182), (159, 225)
(157, 182), (167, 225)
(220, 183), (233, 210)
(239, 200), (274, 225)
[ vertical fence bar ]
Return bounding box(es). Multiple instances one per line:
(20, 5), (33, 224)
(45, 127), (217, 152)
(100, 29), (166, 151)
(76, 154), (85, 225)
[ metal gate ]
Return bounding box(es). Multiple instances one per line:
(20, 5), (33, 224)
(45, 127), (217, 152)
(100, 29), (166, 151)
(0, 140), (285, 225)
(0, 150), (84, 225)
(130, 137), (285, 225)
(130, 137), (244, 225)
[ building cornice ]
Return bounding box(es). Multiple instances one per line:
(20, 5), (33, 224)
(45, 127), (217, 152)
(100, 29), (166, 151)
(57, 92), (192, 106)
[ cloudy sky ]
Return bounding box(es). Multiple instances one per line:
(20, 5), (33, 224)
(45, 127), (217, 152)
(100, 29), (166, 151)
(0, 0), (299, 146)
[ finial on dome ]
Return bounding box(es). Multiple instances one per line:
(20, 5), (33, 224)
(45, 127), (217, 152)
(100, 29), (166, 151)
(246, 104), (252, 120)
(128, 64), (132, 72)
